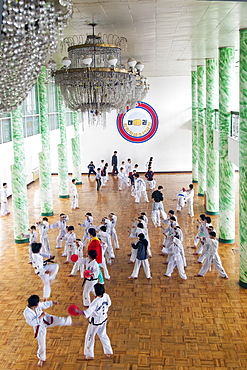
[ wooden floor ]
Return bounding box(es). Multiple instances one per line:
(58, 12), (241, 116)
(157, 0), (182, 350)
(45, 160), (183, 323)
(0, 173), (245, 370)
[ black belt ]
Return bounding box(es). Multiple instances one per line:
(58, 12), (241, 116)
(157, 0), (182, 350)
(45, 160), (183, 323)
(89, 317), (107, 326)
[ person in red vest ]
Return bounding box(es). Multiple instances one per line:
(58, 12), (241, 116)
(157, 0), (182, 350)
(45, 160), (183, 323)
(88, 228), (104, 283)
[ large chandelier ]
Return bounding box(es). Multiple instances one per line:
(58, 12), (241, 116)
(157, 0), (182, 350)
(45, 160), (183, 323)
(54, 23), (149, 123)
(0, 0), (72, 112)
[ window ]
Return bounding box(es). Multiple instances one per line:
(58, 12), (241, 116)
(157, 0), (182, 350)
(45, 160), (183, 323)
(2, 117), (12, 143)
(22, 85), (40, 137)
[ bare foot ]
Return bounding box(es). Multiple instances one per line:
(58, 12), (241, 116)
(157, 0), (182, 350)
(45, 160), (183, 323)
(191, 246), (197, 249)
(194, 274), (203, 277)
(128, 276), (137, 279)
(106, 354), (112, 357)
(194, 261), (202, 264)
(147, 277), (152, 280)
(84, 356), (94, 360)
(68, 274), (75, 277)
(128, 261), (134, 264)
(37, 360), (43, 367)
(63, 261), (69, 264)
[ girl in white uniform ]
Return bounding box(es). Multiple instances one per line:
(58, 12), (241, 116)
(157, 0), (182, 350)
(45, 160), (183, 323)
(69, 239), (84, 277)
(63, 226), (77, 263)
(186, 184), (194, 217)
(108, 213), (119, 249)
(81, 283), (113, 360)
(22, 225), (38, 263)
(49, 214), (69, 249)
(23, 295), (72, 368)
(71, 179), (79, 209)
(37, 218), (50, 254)
(134, 174), (149, 203)
(82, 250), (99, 307)
(164, 236), (187, 280)
(79, 213), (94, 247)
(176, 187), (186, 211)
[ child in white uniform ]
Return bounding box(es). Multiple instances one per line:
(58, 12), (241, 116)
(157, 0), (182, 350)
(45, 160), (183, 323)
(118, 167), (129, 190)
(22, 225), (38, 263)
(176, 187), (186, 211)
(0, 182), (9, 216)
(49, 214), (68, 249)
(71, 179), (79, 210)
(164, 235), (187, 280)
(69, 239), (84, 277)
(134, 174), (149, 203)
(81, 283), (113, 360)
(63, 226), (76, 263)
(82, 249), (99, 307)
(23, 295), (72, 368)
(108, 213), (119, 249)
(37, 217), (50, 254)
(31, 242), (59, 299)
(195, 232), (228, 279)
(79, 212), (94, 247)
(186, 184), (194, 217)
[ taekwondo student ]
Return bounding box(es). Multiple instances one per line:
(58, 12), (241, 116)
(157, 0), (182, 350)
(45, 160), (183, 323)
(49, 213), (69, 249)
(68, 239), (84, 277)
(81, 283), (113, 360)
(23, 295), (72, 368)
(195, 231), (228, 279)
(145, 167), (156, 190)
(164, 235), (187, 280)
(176, 187), (187, 211)
(133, 173), (149, 203)
(82, 249), (99, 307)
(71, 178), (79, 210)
(108, 213), (120, 249)
(31, 242), (59, 300)
(186, 184), (194, 217)
(37, 217), (50, 254)
(22, 225), (38, 263)
(78, 212), (94, 247)
(118, 167), (129, 190)
(1, 182), (10, 216)
(128, 233), (152, 279)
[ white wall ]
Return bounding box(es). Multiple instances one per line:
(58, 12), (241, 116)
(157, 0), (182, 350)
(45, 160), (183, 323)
(0, 75), (193, 197)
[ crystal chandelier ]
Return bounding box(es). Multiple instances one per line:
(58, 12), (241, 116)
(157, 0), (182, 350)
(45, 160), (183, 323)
(54, 23), (149, 124)
(0, 0), (72, 112)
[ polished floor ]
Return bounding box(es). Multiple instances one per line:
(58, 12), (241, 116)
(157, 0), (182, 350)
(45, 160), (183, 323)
(0, 173), (245, 370)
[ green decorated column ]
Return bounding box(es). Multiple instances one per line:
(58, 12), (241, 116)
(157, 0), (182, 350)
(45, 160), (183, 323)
(239, 29), (247, 287)
(205, 59), (219, 215)
(218, 47), (235, 243)
(38, 66), (54, 216)
(197, 65), (206, 196)
(57, 87), (69, 198)
(11, 105), (29, 243)
(71, 111), (82, 184)
(192, 71), (198, 183)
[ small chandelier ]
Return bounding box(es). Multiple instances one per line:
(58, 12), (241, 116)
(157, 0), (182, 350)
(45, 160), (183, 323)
(0, 0), (72, 112)
(54, 23), (149, 124)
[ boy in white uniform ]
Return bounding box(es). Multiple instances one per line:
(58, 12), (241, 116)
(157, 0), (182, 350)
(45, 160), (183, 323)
(195, 232), (228, 279)
(22, 225), (38, 263)
(82, 249), (99, 307)
(68, 239), (84, 277)
(49, 213), (69, 249)
(98, 225), (115, 262)
(164, 235), (187, 280)
(176, 187), (186, 211)
(79, 212), (94, 247)
(71, 179), (79, 210)
(37, 217), (50, 254)
(186, 184), (194, 217)
(1, 182), (10, 216)
(63, 225), (77, 263)
(134, 174), (149, 203)
(118, 167), (129, 190)
(23, 295), (72, 368)
(108, 213), (119, 249)
(81, 283), (113, 360)
(31, 242), (59, 300)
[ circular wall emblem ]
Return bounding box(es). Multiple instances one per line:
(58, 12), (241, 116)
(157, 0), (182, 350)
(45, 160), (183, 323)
(116, 101), (158, 143)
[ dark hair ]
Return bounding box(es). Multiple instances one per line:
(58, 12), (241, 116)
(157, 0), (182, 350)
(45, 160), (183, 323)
(100, 226), (107, 232)
(127, 158), (131, 161)
(101, 159), (104, 162)
(30, 225), (36, 230)
(31, 242), (42, 254)
(88, 249), (97, 259)
(138, 233), (145, 240)
(97, 168), (100, 171)
(134, 173), (139, 178)
(72, 179), (76, 183)
(174, 235), (179, 239)
(68, 226), (74, 231)
(150, 157), (153, 161)
(158, 186), (163, 190)
(205, 216), (211, 223)
(105, 163), (108, 167)
(168, 210), (174, 215)
(138, 216), (144, 220)
(209, 231), (216, 237)
(89, 228), (96, 237)
(140, 212), (146, 216)
(86, 212), (92, 216)
(76, 238), (81, 241)
(120, 167), (123, 170)
(189, 184), (194, 189)
(137, 223), (144, 228)
(170, 216), (176, 221)
(43, 217), (48, 222)
(27, 295), (40, 307)
(3, 182), (7, 186)
(60, 213), (65, 217)
(134, 164), (138, 167)
(94, 283), (105, 296)
(114, 151), (117, 154)
(199, 214), (206, 220)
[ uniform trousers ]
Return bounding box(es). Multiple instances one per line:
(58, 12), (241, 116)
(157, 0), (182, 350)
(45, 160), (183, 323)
(187, 199), (194, 217)
(40, 236), (50, 254)
(100, 258), (110, 279)
(36, 315), (72, 361)
(111, 228), (119, 249)
(147, 179), (156, 190)
(152, 202), (167, 226)
(101, 176), (107, 186)
(165, 256), (187, 280)
(70, 259), (84, 277)
(131, 258), (151, 278)
(135, 190), (149, 203)
(56, 230), (66, 249)
(39, 263), (59, 298)
(177, 196), (185, 211)
(1, 201), (8, 216)
(84, 320), (113, 358)
(198, 255), (228, 277)
(83, 280), (98, 306)
(72, 194), (78, 209)
(119, 178), (129, 190)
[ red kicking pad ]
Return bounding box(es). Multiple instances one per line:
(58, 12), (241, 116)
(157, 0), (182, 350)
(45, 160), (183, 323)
(71, 254), (79, 262)
(68, 304), (84, 316)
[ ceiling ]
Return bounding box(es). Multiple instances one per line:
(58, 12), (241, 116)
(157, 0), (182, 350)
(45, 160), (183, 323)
(53, 0), (247, 77)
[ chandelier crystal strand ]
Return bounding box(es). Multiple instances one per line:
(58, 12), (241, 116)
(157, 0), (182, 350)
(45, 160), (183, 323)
(55, 26), (149, 125)
(0, 0), (72, 112)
